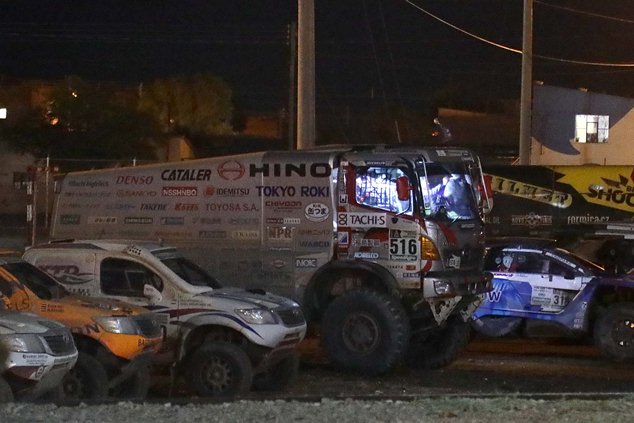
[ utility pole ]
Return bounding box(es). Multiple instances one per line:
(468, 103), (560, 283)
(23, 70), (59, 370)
(519, 0), (533, 164)
(297, 0), (316, 149)
(288, 21), (297, 150)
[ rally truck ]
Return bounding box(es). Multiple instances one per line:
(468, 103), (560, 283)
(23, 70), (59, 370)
(0, 256), (162, 399)
(0, 310), (78, 401)
(24, 240), (307, 397)
(483, 164), (634, 273)
(47, 144), (493, 375)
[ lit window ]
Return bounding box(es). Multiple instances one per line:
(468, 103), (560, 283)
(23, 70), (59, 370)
(0, 108), (6, 119)
(575, 115), (608, 143)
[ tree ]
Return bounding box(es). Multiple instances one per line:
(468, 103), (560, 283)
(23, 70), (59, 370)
(138, 74), (234, 138)
(1, 77), (162, 169)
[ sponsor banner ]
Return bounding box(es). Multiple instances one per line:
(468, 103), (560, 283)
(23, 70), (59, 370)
(161, 168), (212, 181)
(337, 212), (387, 228)
(140, 203), (167, 211)
(295, 258), (318, 268)
(204, 186), (250, 197)
(511, 213), (553, 227)
(68, 179), (109, 188)
(267, 227), (293, 242)
(174, 203), (199, 211)
(63, 191), (111, 198)
(218, 160), (246, 181)
(162, 186), (198, 197)
(205, 203), (259, 212)
(116, 175), (154, 185)
(256, 185), (330, 197)
(87, 216), (117, 224)
(231, 230), (260, 240)
(60, 214), (80, 225)
(299, 240), (330, 248)
(298, 228), (330, 236)
(566, 215), (610, 225)
(337, 231), (349, 245)
(124, 217), (153, 224)
(104, 204), (135, 211)
(266, 200), (303, 212)
(353, 251), (379, 259)
(161, 217), (185, 225)
(305, 203), (329, 222)
(228, 217), (259, 225)
(270, 259), (286, 269)
(196, 217), (222, 225)
(117, 190), (157, 198)
(199, 230), (227, 239)
(248, 162), (331, 178)
(488, 174), (572, 208)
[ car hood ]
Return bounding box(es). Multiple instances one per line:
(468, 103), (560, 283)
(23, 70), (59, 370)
(0, 311), (65, 335)
(56, 295), (145, 317)
(199, 287), (300, 310)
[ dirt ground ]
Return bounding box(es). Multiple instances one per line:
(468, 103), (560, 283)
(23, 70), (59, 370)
(150, 335), (634, 400)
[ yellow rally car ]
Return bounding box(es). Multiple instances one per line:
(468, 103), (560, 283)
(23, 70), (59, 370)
(0, 257), (162, 399)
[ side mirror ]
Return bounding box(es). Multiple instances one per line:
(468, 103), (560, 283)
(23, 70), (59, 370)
(396, 176), (410, 201)
(143, 284), (162, 304)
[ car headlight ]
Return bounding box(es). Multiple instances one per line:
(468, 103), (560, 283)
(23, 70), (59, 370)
(235, 308), (277, 324)
(94, 316), (139, 334)
(0, 334), (45, 353)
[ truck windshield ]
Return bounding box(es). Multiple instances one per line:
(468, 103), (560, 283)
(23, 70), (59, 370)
(158, 256), (223, 289)
(418, 163), (478, 221)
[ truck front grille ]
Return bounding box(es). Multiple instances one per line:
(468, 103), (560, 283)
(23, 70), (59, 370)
(275, 307), (305, 327)
(133, 314), (162, 338)
(43, 329), (76, 355)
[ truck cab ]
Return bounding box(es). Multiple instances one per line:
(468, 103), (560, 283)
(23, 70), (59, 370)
(24, 240), (307, 397)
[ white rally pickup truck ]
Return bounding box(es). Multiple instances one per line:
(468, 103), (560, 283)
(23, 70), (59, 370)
(24, 240), (307, 397)
(0, 310), (78, 401)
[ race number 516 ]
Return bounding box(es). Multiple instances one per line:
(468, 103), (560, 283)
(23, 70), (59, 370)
(389, 238), (418, 256)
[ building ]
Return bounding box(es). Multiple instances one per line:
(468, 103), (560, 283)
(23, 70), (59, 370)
(531, 84), (634, 165)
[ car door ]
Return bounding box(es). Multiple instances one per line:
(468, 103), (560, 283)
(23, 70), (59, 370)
(517, 250), (585, 313)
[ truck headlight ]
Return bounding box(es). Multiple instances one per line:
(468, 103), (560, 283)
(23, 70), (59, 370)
(235, 308), (277, 324)
(94, 316), (139, 334)
(0, 334), (45, 353)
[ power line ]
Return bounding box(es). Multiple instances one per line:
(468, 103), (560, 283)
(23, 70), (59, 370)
(404, 0), (634, 68)
(535, 0), (634, 24)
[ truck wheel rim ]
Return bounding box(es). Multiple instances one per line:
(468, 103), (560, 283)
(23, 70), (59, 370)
(341, 312), (380, 354)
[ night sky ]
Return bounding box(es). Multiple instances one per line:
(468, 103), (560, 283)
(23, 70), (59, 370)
(2, 0), (634, 113)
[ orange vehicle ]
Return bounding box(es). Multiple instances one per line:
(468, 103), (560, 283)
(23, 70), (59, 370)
(0, 257), (162, 399)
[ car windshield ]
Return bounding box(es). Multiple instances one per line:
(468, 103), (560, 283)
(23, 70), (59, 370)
(418, 162), (478, 221)
(156, 255), (222, 289)
(2, 262), (69, 300)
(554, 247), (606, 275)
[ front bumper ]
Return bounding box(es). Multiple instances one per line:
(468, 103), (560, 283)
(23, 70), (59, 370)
(5, 350), (77, 398)
(423, 270), (492, 299)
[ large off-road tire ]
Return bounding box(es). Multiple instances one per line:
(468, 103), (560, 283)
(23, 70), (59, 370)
(321, 288), (410, 376)
(594, 303), (634, 362)
(62, 352), (109, 400)
(109, 364), (152, 400)
(185, 342), (253, 398)
(252, 351), (300, 391)
(471, 316), (523, 338)
(405, 316), (471, 369)
(0, 377), (13, 403)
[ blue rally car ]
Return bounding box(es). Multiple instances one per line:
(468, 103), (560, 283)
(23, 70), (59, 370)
(472, 239), (634, 362)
